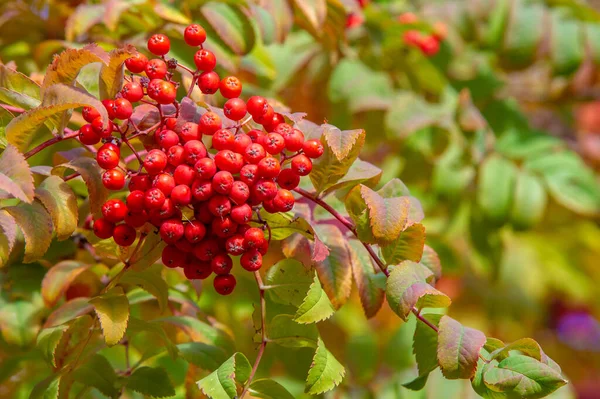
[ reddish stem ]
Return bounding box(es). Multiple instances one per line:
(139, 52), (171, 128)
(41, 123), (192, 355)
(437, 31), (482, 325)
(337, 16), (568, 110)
(24, 129), (80, 159)
(0, 104), (25, 113)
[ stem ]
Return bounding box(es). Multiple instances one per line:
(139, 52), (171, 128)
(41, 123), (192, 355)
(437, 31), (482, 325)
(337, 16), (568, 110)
(24, 129), (80, 159)
(0, 104), (25, 113)
(186, 74), (198, 98)
(239, 271), (268, 399)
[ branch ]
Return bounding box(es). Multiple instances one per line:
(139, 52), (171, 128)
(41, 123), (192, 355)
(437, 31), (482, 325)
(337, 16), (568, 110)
(0, 104), (25, 113)
(239, 271), (268, 399)
(24, 129), (80, 159)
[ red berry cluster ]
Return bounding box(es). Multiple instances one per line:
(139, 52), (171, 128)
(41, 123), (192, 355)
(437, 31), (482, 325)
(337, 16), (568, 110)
(399, 14), (447, 57)
(88, 25), (324, 295)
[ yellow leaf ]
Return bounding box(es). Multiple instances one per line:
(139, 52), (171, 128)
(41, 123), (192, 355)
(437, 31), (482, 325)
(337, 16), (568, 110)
(89, 287), (129, 346)
(5, 201), (53, 263)
(35, 175), (78, 240)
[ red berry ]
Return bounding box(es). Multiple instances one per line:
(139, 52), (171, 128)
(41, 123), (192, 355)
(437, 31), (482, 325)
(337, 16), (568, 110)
(194, 158), (217, 180)
(156, 129), (180, 149)
(175, 238), (194, 253)
(129, 174), (152, 192)
(231, 133), (252, 154)
(419, 35), (440, 56)
(403, 30), (422, 46)
(198, 71), (220, 94)
(262, 199), (277, 214)
(102, 166), (125, 190)
(302, 139), (324, 158)
(173, 164), (196, 186)
(144, 149), (168, 174)
(193, 238), (220, 261)
(101, 199), (128, 223)
(246, 129), (264, 143)
(252, 179), (277, 202)
(183, 140), (207, 165)
(180, 122), (200, 143)
(225, 235), (245, 255)
(144, 188), (166, 210)
(230, 203), (252, 224)
(165, 117), (177, 130)
(184, 221), (206, 243)
(125, 53), (148, 73)
(257, 157), (280, 179)
(291, 154), (312, 176)
(199, 112), (222, 135)
(194, 49), (216, 71)
(281, 128), (305, 152)
(167, 145), (186, 166)
(184, 259), (212, 279)
(239, 164), (259, 186)
(241, 249), (263, 271)
(211, 254), (233, 275)
(253, 105), (274, 125)
(184, 24), (207, 46)
(159, 218), (184, 244)
(212, 217), (238, 238)
(219, 76), (242, 99)
(229, 181), (250, 205)
(208, 195), (232, 217)
(244, 227), (265, 249)
(157, 198), (176, 219)
(91, 117), (113, 138)
(246, 96), (267, 117)
(125, 210), (148, 228)
(273, 189), (295, 212)
(244, 143), (266, 164)
(212, 129), (235, 151)
(171, 184), (192, 206)
(122, 81), (144, 103)
(113, 224), (137, 247)
(263, 133), (286, 154)
(79, 124), (101, 145)
(214, 150), (244, 174)
(112, 98), (132, 120)
(82, 106), (101, 123)
(126, 190), (146, 212)
(262, 113), (285, 132)
(162, 245), (186, 268)
(277, 168), (300, 190)
(398, 12), (419, 24)
(191, 179), (214, 201)
(93, 218), (114, 239)
(223, 98), (247, 121)
(213, 274), (236, 295)
(147, 79), (177, 104)
(102, 100), (116, 119)
(148, 34), (170, 56)
(145, 59), (168, 80)
(153, 173), (175, 196)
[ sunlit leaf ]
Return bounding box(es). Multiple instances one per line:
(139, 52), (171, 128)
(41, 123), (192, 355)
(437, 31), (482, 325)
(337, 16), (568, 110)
(305, 337), (345, 395)
(490, 338), (543, 362)
(294, 274), (335, 324)
(99, 45), (136, 100)
(0, 64), (41, 110)
(200, 3), (256, 55)
(35, 175), (78, 240)
(196, 353), (251, 399)
(37, 324), (69, 367)
(154, 3), (190, 24)
(129, 231), (166, 271)
(41, 261), (91, 307)
(127, 366), (175, 398)
(413, 313), (442, 378)
(420, 245), (442, 282)
(0, 210), (17, 266)
(291, 0), (327, 36)
(324, 158), (382, 198)
(44, 298), (94, 328)
(5, 201), (53, 263)
(259, 209), (314, 241)
(381, 223), (426, 265)
(89, 286), (129, 346)
(0, 143), (34, 202)
(265, 258), (314, 307)
(437, 315), (487, 379)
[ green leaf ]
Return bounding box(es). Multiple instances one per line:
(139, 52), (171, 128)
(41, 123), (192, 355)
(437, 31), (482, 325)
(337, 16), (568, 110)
(385, 261), (451, 321)
(200, 3), (256, 55)
(178, 342), (229, 371)
(41, 261), (91, 307)
(437, 315), (487, 379)
(483, 355), (567, 398)
(310, 125), (366, 194)
(89, 286), (129, 346)
(52, 156), (108, 218)
(0, 64), (41, 110)
(0, 299), (42, 346)
(413, 313), (442, 378)
(126, 366), (175, 398)
(260, 0), (294, 43)
(501, 3), (544, 68)
(29, 374), (61, 399)
(381, 223), (426, 265)
(490, 338), (543, 362)
(0, 143), (34, 203)
(294, 273), (335, 324)
(305, 337), (345, 395)
(72, 354), (119, 398)
(5, 201), (53, 263)
(259, 209), (314, 241)
(120, 266), (168, 312)
(196, 353), (251, 399)
(129, 231), (167, 271)
(312, 224), (353, 309)
(347, 240), (384, 318)
(477, 155), (517, 224)
(550, 12), (583, 75)
(0, 210), (16, 266)
(7, 84), (108, 152)
(99, 45), (136, 100)
(249, 378), (295, 399)
(159, 316), (235, 353)
(324, 158), (382, 198)
(266, 258), (314, 307)
(53, 315), (94, 368)
(35, 175), (78, 240)
(509, 170), (547, 230)
(127, 318), (179, 361)
(36, 324), (69, 367)
(485, 337), (506, 354)
(269, 314), (319, 348)
(545, 168), (600, 216)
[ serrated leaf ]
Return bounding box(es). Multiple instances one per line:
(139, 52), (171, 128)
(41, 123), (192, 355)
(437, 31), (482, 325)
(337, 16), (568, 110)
(347, 240), (384, 318)
(294, 274), (335, 324)
(292, 0), (327, 35)
(72, 354), (119, 398)
(35, 175), (78, 240)
(127, 318), (178, 360)
(259, 209), (314, 241)
(89, 286), (129, 346)
(99, 45), (136, 100)
(200, 3), (256, 55)
(0, 299), (42, 346)
(491, 338), (543, 362)
(265, 258), (314, 307)
(385, 261), (451, 321)
(0, 143), (34, 202)
(126, 366), (175, 398)
(249, 378), (295, 399)
(381, 223), (426, 265)
(420, 245), (442, 281)
(0, 210), (17, 266)
(196, 353), (251, 399)
(509, 170), (547, 230)
(7, 84), (108, 152)
(178, 342), (228, 371)
(305, 337), (345, 395)
(120, 267), (168, 312)
(437, 315), (487, 379)
(312, 224), (353, 309)
(413, 313), (442, 377)
(310, 125), (366, 194)
(477, 155), (517, 224)
(52, 156), (108, 218)
(483, 355), (567, 398)
(36, 324), (69, 367)
(472, 359), (508, 399)
(129, 231), (167, 271)
(269, 314), (319, 348)
(5, 201), (53, 263)
(42, 45), (108, 95)
(93, 237), (133, 262)
(41, 261), (91, 307)
(324, 158), (382, 197)
(0, 64), (41, 110)
(29, 374), (61, 399)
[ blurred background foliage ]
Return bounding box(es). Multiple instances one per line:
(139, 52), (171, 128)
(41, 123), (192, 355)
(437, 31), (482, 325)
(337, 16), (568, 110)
(0, 0), (599, 398)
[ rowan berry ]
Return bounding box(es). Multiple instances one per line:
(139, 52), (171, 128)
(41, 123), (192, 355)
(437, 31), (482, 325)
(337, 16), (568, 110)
(145, 59), (168, 80)
(171, 184), (192, 206)
(162, 245), (186, 268)
(156, 129), (179, 149)
(244, 143), (266, 164)
(124, 210), (148, 228)
(230, 203), (252, 224)
(263, 133), (286, 154)
(302, 139), (324, 158)
(191, 179), (214, 201)
(212, 129), (235, 151)
(213, 274), (236, 295)
(91, 117), (113, 138)
(262, 113), (285, 132)
(122, 81), (144, 103)
(167, 145), (186, 166)
(82, 106), (101, 123)
(194, 158), (217, 180)
(184, 24), (207, 46)
(93, 218), (114, 239)
(173, 164), (196, 186)
(183, 258), (212, 279)
(229, 181), (250, 205)
(212, 217), (238, 238)
(239, 164), (259, 186)
(243, 227), (265, 249)
(198, 71), (220, 94)
(113, 224), (137, 246)
(223, 98), (246, 121)
(240, 249), (262, 271)
(193, 238), (220, 261)
(129, 174), (152, 192)
(101, 199), (128, 223)
(79, 124), (101, 145)
(143, 149), (168, 174)
(199, 112), (221, 135)
(211, 254), (232, 275)
(215, 150), (244, 173)
(194, 49), (216, 71)
(219, 76), (242, 99)
(180, 122), (200, 142)
(208, 195), (232, 217)
(125, 53), (148, 73)
(257, 157), (281, 179)
(144, 188), (166, 210)
(126, 190), (146, 212)
(291, 154), (313, 176)
(246, 96), (267, 117)
(183, 140), (207, 164)
(175, 238), (194, 253)
(273, 189), (295, 212)
(148, 34), (170, 56)
(184, 221), (206, 244)
(157, 198), (177, 219)
(231, 133), (252, 154)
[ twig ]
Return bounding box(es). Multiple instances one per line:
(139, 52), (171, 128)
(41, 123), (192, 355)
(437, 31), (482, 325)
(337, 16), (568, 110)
(24, 129), (80, 159)
(239, 271), (268, 398)
(0, 104), (25, 113)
